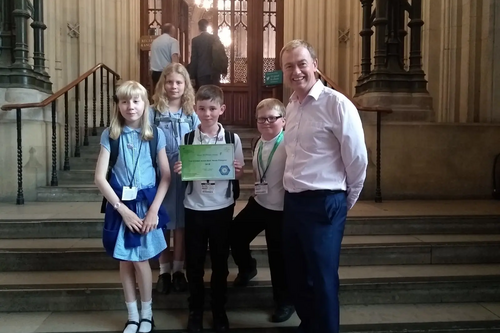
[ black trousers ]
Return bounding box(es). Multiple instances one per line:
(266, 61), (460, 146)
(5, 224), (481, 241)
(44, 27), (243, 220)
(230, 196), (291, 307)
(185, 205), (234, 312)
(151, 71), (162, 90)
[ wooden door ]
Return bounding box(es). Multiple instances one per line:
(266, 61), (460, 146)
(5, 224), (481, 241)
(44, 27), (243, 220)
(215, 0), (284, 127)
(139, 0), (190, 94)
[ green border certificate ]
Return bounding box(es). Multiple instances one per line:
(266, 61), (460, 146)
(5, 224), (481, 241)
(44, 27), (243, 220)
(179, 144), (235, 181)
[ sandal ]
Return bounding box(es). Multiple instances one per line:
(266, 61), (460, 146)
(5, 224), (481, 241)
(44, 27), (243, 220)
(123, 320), (139, 332)
(138, 318), (155, 333)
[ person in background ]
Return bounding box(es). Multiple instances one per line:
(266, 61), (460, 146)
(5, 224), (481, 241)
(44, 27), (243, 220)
(150, 23), (179, 89)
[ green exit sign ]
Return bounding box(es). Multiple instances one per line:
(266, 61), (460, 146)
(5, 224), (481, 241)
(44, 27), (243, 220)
(265, 70), (283, 86)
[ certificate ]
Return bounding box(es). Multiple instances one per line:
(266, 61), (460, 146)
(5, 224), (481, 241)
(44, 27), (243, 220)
(179, 144), (235, 181)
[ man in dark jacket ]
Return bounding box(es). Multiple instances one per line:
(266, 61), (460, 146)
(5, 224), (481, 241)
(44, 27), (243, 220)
(189, 19), (225, 89)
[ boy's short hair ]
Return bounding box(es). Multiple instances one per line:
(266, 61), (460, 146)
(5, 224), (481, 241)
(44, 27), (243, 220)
(255, 98), (286, 117)
(195, 85), (224, 106)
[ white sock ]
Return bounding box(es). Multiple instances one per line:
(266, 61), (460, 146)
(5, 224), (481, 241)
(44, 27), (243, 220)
(140, 300), (153, 332)
(124, 300), (139, 333)
(159, 262), (171, 275)
(173, 260), (184, 273)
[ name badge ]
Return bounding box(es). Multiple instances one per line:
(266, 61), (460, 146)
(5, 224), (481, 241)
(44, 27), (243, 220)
(254, 182), (269, 195)
(201, 181), (216, 194)
(122, 186), (138, 201)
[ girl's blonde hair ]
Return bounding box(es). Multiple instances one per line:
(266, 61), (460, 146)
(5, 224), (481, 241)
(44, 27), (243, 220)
(109, 80), (153, 141)
(152, 63), (195, 115)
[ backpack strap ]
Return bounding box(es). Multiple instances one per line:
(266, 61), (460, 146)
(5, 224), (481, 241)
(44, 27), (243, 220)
(149, 126), (159, 184)
(108, 137), (120, 174)
(187, 114), (195, 131)
(101, 133), (120, 213)
(184, 130), (196, 195)
(251, 136), (261, 157)
(153, 108), (160, 126)
(224, 130), (236, 199)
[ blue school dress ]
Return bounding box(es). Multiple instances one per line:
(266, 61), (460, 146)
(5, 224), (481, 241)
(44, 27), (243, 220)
(150, 107), (200, 230)
(100, 126), (169, 261)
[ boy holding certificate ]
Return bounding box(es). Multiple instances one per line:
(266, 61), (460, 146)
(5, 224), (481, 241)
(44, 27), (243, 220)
(229, 98), (295, 323)
(173, 85), (244, 333)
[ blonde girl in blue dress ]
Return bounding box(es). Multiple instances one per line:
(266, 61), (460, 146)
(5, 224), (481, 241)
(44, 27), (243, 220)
(151, 63), (199, 294)
(95, 80), (171, 333)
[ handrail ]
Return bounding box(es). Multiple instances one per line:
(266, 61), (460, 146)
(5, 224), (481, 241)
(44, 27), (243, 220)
(1, 63), (121, 111)
(316, 68), (390, 203)
(316, 69), (391, 114)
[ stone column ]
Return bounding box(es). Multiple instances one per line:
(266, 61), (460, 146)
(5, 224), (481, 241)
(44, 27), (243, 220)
(11, 0), (32, 72)
(30, 0), (51, 90)
(0, 0), (14, 72)
(359, 0), (374, 77)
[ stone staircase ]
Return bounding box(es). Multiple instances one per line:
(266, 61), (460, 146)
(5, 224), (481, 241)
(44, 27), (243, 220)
(1, 212), (500, 332)
(37, 126), (259, 202)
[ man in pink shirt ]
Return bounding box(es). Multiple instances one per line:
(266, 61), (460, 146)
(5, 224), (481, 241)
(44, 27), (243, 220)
(280, 39), (368, 333)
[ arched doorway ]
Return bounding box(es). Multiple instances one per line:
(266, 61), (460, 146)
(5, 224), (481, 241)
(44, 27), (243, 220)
(139, 0), (284, 127)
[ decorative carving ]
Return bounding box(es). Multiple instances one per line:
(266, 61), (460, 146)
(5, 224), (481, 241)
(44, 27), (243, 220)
(67, 23), (79, 38)
(338, 28), (350, 43)
(25, 0), (34, 18)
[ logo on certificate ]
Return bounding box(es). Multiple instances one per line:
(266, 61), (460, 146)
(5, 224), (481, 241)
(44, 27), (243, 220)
(219, 165), (230, 176)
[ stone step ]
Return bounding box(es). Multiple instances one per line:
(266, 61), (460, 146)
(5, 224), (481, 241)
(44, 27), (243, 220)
(1, 264), (500, 312)
(1, 215), (499, 239)
(1, 235), (500, 272)
(4, 303), (500, 333)
(57, 168), (255, 184)
(37, 184), (255, 202)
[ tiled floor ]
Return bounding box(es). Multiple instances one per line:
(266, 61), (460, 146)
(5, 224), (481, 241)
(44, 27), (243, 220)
(1, 200), (499, 221)
(0, 303), (499, 333)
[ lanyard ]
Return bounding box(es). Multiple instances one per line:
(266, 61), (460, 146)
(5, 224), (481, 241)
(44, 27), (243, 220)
(122, 139), (143, 187)
(257, 131), (283, 183)
(198, 124), (222, 145)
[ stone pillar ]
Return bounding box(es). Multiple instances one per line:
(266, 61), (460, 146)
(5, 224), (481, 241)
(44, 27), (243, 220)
(0, 0), (14, 72)
(11, 0), (32, 72)
(359, 0), (373, 77)
(30, 0), (51, 90)
(354, 0), (433, 121)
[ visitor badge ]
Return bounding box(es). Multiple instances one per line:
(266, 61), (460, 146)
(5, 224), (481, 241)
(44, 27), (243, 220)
(121, 186), (138, 201)
(254, 182), (269, 195)
(201, 181), (216, 194)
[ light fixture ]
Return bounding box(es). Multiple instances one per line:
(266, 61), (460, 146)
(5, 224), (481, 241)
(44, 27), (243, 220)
(194, 0), (213, 10)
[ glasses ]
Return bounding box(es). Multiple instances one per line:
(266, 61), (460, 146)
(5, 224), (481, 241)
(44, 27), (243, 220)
(256, 115), (283, 124)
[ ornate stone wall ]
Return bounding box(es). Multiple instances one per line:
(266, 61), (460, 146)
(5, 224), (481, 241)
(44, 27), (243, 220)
(43, 0), (140, 92)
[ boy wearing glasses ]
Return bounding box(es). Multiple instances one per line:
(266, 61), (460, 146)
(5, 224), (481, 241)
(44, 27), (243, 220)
(229, 98), (295, 323)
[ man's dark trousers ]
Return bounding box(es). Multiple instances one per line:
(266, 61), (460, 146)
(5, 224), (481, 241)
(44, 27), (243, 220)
(283, 190), (347, 333)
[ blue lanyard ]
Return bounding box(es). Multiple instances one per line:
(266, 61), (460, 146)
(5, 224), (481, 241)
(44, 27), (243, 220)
(122, 139), (143, 188)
